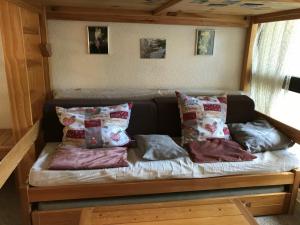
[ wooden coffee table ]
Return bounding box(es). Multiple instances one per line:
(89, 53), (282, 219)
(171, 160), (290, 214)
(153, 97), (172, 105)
(79, 198), (258, 225)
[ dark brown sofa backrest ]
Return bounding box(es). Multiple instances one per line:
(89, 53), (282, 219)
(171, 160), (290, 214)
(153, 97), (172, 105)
(42, 95), (255, 142)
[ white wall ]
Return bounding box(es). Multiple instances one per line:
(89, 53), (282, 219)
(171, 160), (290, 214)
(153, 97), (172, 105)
(0, 34), (12, 128)
(0, 21), (246, 126)
(48, 20), (246, 91)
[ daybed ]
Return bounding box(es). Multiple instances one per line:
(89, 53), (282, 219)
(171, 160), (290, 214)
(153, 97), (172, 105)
(28, 95), (300, 225)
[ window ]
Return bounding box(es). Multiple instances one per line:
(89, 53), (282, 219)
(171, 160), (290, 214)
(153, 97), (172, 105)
(251, 20), (300, 130)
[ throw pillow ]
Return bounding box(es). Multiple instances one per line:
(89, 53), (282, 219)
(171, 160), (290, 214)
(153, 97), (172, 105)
(135, 135), (188, 161)
(56, 103), (132, 148)
(228, 119), (294, 153)
(175, 91), (230, 144)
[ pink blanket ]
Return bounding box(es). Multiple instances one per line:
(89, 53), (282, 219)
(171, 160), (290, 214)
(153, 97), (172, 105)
(48, 145), (129, 170)
(188, 139), (256, 163)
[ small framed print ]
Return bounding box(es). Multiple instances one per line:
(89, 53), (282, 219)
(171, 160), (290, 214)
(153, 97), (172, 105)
(140, 38), (166, 59)
(87, 26), (109, 54)
(195, 29), (215, 55)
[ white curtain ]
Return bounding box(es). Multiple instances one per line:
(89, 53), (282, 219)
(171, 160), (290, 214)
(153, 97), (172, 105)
(251, 21), (294, 114)
(270, 20), (300, 129)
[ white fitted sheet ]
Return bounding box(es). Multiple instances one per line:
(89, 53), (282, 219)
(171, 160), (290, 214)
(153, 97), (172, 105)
(29, 143), (300, 187)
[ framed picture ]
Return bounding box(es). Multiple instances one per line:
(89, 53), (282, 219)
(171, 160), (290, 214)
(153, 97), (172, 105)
(195, 29), (215, 55)
(140, 38), (166, 59)
(87, 26), (109, 54)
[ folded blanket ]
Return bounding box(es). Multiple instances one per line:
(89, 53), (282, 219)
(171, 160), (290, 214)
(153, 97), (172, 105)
(188, 139), (257, 163)
(48, 145), (129, 170)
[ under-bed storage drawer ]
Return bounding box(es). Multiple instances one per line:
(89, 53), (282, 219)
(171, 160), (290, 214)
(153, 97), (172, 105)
(31, 192), (291, 225)
(239, 193), (290, 216)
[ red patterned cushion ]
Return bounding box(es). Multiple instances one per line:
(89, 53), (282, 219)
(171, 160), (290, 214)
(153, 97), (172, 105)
(176, 92), (230, 144)
(56, 103), (132, 148)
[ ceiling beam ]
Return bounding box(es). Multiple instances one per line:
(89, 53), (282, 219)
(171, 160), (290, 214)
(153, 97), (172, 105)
(152, 0), (183, 15)
(252, 8), (300, 23)
(46, 6), (249, 28)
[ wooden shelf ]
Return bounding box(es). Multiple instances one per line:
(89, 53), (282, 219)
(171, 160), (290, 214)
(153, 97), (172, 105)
(0, 129), (15, 160)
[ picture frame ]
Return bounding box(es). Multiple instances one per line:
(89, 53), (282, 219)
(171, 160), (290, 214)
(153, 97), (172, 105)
(87, 26), (109, 54)
(195, 29), (215, 56)
(140, 38), (166, 59)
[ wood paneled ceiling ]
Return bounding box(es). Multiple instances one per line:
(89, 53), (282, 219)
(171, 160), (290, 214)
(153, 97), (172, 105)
(13, 0), (296, 27)
(164, 0), (300, 15)
(42, 0), (300, 16)
(43, 0), (169, 11)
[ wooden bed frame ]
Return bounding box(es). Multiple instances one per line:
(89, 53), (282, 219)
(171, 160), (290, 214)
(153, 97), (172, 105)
(28, 169), (300, 225)
(1, 1), (300, 225)
(4, 110), (298, 225)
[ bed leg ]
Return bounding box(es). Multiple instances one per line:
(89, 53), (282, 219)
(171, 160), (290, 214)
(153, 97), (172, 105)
(15, 167), (32, 225)
(15, 146), (36, 225)
(288, 169), (300, 214)
(18, 185), (32, 225)
(31, 211), (40, 225)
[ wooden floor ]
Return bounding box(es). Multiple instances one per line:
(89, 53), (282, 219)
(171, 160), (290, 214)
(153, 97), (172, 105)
(0, 129), (14, 160)
(0, 175), (21, 225)
(256, 214), (300, 225)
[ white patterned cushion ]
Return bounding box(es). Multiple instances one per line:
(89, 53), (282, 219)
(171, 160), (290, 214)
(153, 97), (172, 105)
(56, 103), (132, 148)
(176, 92), (230, 144)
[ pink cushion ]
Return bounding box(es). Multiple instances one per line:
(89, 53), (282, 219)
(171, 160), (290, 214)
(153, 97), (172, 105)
(48, 145), (129, 170)
(188, 139), (257, 163)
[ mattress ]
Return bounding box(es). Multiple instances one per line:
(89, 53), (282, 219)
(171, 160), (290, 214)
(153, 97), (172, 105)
(29, 143), (300, 187)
